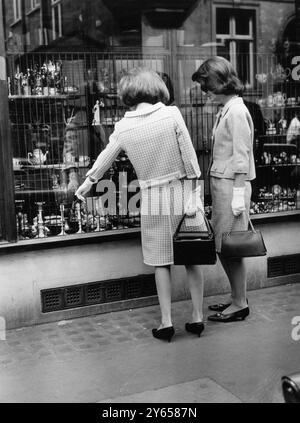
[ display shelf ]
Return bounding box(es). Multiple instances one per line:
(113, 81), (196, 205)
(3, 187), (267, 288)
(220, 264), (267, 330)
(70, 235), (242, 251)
(9, 94), (68, 100)
(19, 164), (64, 169)
(8, 94), (80, 101)
(14, 188), (62, 194)
(256, 163), (300, 168)
(259, 105), (300, 110)
(255, 196), (296, 201)
(250, 210), (300, 221)
(259, 134), (287, 139)
(0, 227), (141, 253)
(16, 163), (90, 170)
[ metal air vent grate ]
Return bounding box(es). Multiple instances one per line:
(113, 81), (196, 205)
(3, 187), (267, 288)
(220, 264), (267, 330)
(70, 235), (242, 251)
(268, 254), (300, 278)
(41, 274), (156, 313)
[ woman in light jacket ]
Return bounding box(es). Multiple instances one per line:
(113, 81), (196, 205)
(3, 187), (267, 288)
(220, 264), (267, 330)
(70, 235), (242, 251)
(192, 56), (256, 322)
(76, 67), (206, 342)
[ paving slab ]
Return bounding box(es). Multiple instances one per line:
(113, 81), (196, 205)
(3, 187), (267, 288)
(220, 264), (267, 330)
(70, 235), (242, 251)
(99, 377), (241, 403)
(0, 283), (299, 403)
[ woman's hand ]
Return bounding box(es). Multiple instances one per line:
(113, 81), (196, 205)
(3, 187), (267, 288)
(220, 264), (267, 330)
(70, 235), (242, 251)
(185, 185), (204, 216)
(75, 178), (94, 202)
(231, 187), (246, 216)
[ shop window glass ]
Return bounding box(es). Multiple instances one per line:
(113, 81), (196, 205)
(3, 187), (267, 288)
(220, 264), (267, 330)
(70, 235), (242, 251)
(1, 1), (300, 243)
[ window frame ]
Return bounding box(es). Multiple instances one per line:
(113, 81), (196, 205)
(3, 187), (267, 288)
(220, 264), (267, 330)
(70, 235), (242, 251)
(30, 0), (40, 10)
(13, 0), (21, 22)
(51, 0), (62, 41)
(213, 4), (257, 87)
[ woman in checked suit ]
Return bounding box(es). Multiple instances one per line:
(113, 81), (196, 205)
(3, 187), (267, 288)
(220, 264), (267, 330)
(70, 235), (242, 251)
(76, 67), (206, 342)
(192, 56), (256, 322)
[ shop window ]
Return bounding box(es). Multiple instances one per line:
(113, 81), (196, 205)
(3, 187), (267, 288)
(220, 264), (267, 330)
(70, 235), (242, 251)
(51, 0), (62, 41)
(216, 7), (255, 87)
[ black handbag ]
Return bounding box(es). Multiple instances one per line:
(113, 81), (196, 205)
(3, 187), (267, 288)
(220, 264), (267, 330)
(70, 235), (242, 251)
(173, 212), (217, 265)
(221, 213), (267, 259)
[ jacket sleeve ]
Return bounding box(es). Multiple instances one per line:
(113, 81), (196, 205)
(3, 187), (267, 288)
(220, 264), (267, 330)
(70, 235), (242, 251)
(171, 106), (201, 178)
(86, 128), (122, 182)
(227, 107), (253, 174)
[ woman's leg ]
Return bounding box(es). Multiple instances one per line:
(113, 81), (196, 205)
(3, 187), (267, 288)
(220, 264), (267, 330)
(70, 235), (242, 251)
(217, 254), (235, 302)
(185, 265), (204, 322)
(218, 256), (248, 314)
(155, 265), (173, 328)
(218, 254), (237, 300)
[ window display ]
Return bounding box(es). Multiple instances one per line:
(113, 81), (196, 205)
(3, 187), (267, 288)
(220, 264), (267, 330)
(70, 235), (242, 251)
(6, 48), (300, 242)
(8, 53), (142, 241)
(250, 56), (300, 215)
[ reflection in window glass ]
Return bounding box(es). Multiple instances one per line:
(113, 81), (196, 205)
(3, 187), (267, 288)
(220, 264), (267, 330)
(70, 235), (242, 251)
(216, 9), (230, 34)
(13, 0), (21, 21)
(235, 40), (250, 84)
(235, 10), (251, 36)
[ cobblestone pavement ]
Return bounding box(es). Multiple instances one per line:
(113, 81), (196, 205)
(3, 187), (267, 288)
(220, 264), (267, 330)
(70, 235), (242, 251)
(0, 283), (299, 402)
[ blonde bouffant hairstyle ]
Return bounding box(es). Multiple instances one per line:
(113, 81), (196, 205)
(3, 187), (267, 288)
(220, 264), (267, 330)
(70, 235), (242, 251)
(118, 67), (170, 108)
(192, 56), (244, 95)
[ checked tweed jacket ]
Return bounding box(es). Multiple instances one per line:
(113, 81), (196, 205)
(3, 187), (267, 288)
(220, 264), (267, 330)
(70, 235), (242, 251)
(86, 102), (203, 266)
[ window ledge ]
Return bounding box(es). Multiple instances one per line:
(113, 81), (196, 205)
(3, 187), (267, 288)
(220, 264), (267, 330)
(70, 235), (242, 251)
(26, 7), (40, 16)
(1, 211), (299, 254)
(251, 210), (300, 224)
(0, 228), (141, 255)
(10, 18), (22, 28)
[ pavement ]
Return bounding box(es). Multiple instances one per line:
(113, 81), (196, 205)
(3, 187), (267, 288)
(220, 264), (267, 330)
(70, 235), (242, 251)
(0, 282), (300, 403)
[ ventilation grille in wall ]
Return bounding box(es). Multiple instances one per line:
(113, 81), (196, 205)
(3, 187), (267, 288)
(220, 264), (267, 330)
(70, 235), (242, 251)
(41, 274), (157, 313)
(268, 254), (300, 278)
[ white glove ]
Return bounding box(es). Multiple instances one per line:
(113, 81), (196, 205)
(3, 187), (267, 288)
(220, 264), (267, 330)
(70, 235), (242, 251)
(185, 185), (204, 216)
(231, 187), (246, 216)
(75, 178), (94, 202)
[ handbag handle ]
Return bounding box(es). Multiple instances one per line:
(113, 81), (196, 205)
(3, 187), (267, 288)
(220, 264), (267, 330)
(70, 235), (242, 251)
(228, 211), (256, 234)
(174, 210), (213, 238)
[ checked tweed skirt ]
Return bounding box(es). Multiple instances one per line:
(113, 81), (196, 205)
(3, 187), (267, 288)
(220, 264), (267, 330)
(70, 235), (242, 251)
(210, 176), (252, 253)
(140, 179), (206, 266)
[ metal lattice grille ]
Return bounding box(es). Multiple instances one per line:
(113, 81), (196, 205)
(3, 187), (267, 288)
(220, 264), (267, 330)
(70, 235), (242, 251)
(85, 283), (104, 305)
(41, 274), (156, 312)
(268, 255), (300, 278)
(105, 281), (123, 302)
(41, 289), (64, 311)
(124, 278), (142, 299)
(65, 286), (84, 307)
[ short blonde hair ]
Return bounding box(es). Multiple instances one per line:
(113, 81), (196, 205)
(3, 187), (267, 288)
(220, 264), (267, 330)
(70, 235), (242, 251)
(118, 67), (170, 107)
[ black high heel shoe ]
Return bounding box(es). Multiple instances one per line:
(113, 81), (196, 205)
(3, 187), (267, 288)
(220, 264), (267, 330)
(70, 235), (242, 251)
(185, 322), (205, 337)
(208, 307), (250, 323)
(152, 326), (175, 342)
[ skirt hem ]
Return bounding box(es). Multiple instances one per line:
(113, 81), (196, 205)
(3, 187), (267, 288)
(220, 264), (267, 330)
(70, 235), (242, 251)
(143, 260), (174, 267)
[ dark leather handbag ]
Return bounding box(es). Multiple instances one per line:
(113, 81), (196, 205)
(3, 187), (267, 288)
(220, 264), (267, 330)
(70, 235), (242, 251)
(173, 212), (217, 265)
(221, 213), (267, 259)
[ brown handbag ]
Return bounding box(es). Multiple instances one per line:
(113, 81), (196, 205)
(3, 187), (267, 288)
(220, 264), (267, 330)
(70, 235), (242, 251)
(173, 211), (217, 265)
(221, 213), (267, 259)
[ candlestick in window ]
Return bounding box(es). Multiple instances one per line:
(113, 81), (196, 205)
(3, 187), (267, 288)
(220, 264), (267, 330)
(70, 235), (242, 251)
(15, 200), (25, 239)
(36, 202), (46, 238)
(75, 202), (84, 234)
(92, 100), (101, 126)
(95, 197), (106, 231)
(14, 66), (22, 95)
(58, 204), (66, 236)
